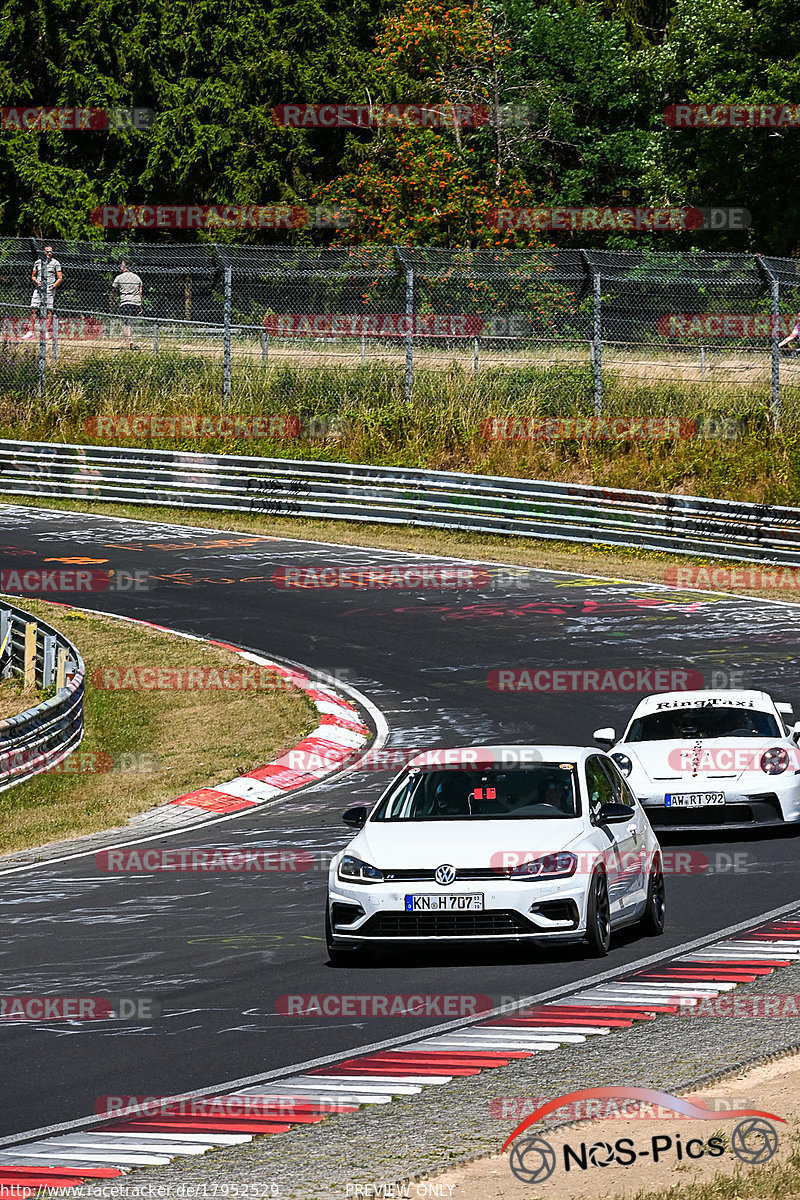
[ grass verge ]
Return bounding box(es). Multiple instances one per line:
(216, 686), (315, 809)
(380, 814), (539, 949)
(1, 357), (799, 505)
(0, 597), (318, 856)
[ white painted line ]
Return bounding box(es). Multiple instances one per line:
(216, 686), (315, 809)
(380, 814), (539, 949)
(307, 1074), (453, 1085)
(8, 1148), (174, 1165)
(45, 1136), (211, 1155)
(483, 1024), (611, 1036)
(94, 1132), (251, 1144)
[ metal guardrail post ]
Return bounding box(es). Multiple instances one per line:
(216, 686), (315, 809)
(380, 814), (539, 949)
(0, 609), (10, 678)
(42, 632), (56, 686)
(223, 265), (232, 401)
(757, 254), (781, 428)
(56, 647), (66, 690)
(580, 250), (603, 415)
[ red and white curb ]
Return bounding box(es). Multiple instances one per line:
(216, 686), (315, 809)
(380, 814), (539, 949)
(120, 623), (372, 826)
(4, 915), (800, 1188)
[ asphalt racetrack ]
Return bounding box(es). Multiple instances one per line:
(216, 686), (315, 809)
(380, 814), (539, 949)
(1, 504), (799, 1139)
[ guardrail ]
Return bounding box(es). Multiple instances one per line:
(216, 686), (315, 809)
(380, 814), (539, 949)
(0, 599), (85, 792)
(0, 438), (798, 566)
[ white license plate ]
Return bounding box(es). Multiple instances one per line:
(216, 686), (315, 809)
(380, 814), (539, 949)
(665, 792), (725, 808)
(404, 894), (484, 912)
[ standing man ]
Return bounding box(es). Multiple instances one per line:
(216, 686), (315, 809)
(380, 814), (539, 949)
(23, 245), (62, 339)
(110, 259), (143, 348)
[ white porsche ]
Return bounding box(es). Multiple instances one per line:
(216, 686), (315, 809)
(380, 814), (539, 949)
(595, 690), (800, 830)
(326, 746), (664, 963)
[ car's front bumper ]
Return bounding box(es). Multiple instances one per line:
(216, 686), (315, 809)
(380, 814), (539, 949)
(638, 782), (800, 829)
(327, 877), (589, 943)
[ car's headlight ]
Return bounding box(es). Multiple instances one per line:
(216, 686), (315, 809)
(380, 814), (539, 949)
(338, 855), (384, 884)
(612, 753), (633, 777)
(760, 747), (790, 775)
(509, 852), (578, 880)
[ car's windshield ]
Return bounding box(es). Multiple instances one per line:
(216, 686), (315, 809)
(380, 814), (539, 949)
(371, 764), (580, 821)
(626, 706), (781, 742)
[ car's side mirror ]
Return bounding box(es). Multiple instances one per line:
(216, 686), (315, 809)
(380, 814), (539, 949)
(593, 727), (616, 747)
(342, 805), (368, 829)
(776, 702), (794, 715)
(598, 803), (637, 824)
(791, 722), (800, 744)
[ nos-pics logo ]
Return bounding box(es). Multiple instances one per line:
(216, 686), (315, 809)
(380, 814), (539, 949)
(503, 1087), (784, 1184)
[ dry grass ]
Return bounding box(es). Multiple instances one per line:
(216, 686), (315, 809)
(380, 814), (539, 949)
(0, 598), (318, 855)
(0, 673), (38, 719)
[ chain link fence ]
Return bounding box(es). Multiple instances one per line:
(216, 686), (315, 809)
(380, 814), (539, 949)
(1, 239), (800, 419)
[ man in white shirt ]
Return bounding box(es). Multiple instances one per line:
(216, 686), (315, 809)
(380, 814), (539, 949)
(23, 245), (62, 339)
(110, 260), (143, 348)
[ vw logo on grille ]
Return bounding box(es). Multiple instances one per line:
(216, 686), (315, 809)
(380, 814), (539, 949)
(435, 864), (456, 886)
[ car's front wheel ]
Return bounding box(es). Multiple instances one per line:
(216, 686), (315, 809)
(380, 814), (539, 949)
(325, 905), (374, 967)
(585, 871), (611, 957)
(639, 858), (666, 936)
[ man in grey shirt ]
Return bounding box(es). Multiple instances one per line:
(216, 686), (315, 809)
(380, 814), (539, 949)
(110, 260), (143, 348)
(24, 245), (62, 339)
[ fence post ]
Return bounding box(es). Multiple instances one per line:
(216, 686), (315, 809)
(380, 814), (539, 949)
(51, 313), (58, 361)
(473, 338), (479, 378)
(37, 250), (47, 397)
(223, 264), (232, 401)
(395, 247), (414, 400)
(261, 330), (269, 364)
(580, 250), (602, 414)
(152, 319), (159, 355)
(756, 254), (780, 428)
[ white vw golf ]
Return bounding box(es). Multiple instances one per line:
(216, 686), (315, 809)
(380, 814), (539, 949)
(595, 689), (800, 830)
(326, 746), (664, 963)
